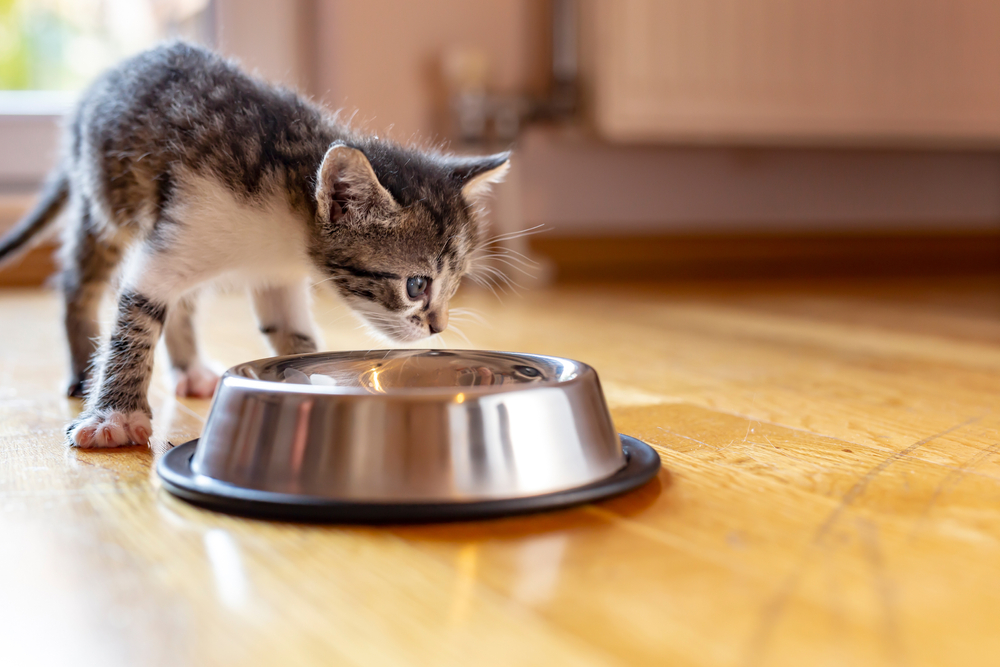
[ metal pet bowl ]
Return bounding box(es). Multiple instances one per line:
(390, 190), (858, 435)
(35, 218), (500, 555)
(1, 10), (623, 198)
(157, 350), (660, 522)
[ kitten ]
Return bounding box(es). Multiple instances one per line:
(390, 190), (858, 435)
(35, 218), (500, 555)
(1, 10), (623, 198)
(0, 42), (509, 449)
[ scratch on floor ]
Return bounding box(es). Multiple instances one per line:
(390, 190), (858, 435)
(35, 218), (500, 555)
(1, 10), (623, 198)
(857, 517), (907, 667)
(742, 415), (981, 667)
(656, 426), (719, 450)
(907, 441), (1000, 542)
(895, 451), (1000, 484)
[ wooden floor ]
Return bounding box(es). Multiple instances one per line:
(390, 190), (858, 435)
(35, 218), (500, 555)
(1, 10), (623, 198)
(1, 277), (998, 667)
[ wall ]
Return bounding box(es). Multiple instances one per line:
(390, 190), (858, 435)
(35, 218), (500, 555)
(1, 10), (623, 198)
(215, 0), (313, 91)
(314, 0), (548, 140)
(516, 129), (1000, 235)
(3, 1), (999, 239)
(310, 0), (1000, 236)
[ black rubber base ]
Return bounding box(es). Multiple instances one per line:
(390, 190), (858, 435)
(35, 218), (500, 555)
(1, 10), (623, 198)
(157, 435), (661, 524)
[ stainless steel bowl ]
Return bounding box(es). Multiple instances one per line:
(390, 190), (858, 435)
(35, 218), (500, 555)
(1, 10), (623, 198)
(158, 350), (660, 522)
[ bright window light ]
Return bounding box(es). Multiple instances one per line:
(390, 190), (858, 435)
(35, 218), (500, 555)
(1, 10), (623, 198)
(0, 0), (214, 92)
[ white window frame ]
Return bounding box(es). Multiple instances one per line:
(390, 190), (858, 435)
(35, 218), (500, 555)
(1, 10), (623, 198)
(0, 0), (313, 193)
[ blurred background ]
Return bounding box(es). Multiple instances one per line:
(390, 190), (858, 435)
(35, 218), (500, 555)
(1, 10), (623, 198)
(0, 0), (998, 284)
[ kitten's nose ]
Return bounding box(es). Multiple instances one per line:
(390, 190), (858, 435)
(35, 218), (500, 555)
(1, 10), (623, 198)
(428, 309), (448, 334)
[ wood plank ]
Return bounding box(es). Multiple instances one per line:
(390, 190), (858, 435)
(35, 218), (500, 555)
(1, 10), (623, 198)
(531, 231), (1000, 282)
(0, 278), (998, 666)
(0, 193), (59, 287)
(0, 242), (57, 286)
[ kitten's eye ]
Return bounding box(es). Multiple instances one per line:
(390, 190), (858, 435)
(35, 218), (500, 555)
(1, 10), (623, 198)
(406, 276), (429, 299)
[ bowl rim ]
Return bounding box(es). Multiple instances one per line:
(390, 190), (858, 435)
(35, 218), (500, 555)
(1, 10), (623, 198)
(158, 435), (661, 523)
(223, 349), (600, 399)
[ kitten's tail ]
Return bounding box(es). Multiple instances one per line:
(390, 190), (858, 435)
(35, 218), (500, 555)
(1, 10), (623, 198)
(0, 169), (69, 267)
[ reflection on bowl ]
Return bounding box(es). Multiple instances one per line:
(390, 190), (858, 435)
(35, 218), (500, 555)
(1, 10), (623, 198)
(158, 350), (661, 522)
(257, 349), (572, 391)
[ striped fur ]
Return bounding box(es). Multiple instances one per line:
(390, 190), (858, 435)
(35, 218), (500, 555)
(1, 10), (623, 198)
(0, 42), (510, 448)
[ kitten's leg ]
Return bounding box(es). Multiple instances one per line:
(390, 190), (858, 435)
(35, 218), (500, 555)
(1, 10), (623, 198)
(60, 198), (121, 397)
(66, 240), (195, 448)
(163, 294), (219, 398)
(67, 289), (167, 448)
(252, 281), (324, 355)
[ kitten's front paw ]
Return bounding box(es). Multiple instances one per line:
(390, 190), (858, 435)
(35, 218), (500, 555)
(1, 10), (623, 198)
(170, 363), (220, 398)
(67, 410), (152, 448)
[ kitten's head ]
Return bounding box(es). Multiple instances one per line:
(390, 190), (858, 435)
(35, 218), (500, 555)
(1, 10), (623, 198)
(310, 140), (509, 342)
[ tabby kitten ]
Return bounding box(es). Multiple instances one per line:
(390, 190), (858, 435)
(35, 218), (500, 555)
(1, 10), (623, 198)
(0, 42), (509, 448)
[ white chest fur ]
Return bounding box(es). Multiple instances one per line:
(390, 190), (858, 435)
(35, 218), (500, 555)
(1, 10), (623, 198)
(122, 174), (315, 298)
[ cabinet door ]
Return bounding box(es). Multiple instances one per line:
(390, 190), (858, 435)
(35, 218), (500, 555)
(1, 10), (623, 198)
(583, 0), (1000, 146)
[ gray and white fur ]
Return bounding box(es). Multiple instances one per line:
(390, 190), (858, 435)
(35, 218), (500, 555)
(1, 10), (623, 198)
(0, 42), (509, 448)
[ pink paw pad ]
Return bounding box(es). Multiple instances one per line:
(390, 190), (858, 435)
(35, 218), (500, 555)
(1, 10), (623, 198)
(68, 411), (153, 448)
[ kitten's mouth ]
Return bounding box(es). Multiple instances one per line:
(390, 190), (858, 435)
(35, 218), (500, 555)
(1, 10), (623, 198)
(341, 295), (436, 344)
(362, 314), (432, 344)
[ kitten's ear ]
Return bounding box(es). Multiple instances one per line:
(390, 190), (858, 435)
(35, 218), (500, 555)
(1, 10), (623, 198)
(451, 152), (511, 205)
(315, 143), (399, 224)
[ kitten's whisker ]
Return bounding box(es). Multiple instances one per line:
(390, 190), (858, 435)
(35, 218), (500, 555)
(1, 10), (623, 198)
(447, 323), (473, 347)
(477, 245), (539, 263)
(310, 276), (338, 288)
(464, 272), (503, 301)
(475, 257), (537, 275)
(485, 246), (540, 266)
(477, 252), (539, 270)
(450, 306), (487, 316)
(451, 317), (492, 328)
(477, 265), (522, 291)
(473, 275), (506, 300)
(449, 317), (490, 330)
(450, 308), (489, 326)
(484, 224), (546, 244)
(482, 256), (537, 278)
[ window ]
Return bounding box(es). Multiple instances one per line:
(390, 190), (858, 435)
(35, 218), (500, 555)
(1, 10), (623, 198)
(0, 0), (215, 188)
(0, 0), (214, 91)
